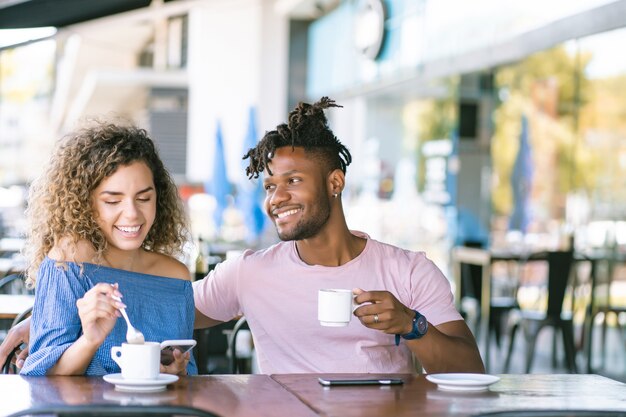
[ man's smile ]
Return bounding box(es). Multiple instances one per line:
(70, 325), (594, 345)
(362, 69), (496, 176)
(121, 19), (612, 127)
(276, 208), (300, 219)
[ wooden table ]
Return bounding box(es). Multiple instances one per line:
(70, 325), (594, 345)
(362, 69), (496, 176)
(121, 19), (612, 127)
(1, 374), (625, 417)
(0, 374), (317, 417)
(0, 295), (34, 320)
(272, 373), (626, 417)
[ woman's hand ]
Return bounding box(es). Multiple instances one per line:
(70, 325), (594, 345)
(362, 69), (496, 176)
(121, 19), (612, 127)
(160, 348), (189, 376)
(76, 283), (123, 346)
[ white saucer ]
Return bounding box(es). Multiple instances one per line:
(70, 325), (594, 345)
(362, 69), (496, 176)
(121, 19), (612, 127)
(103, 373), (179, 393)
(426, 373), (500, 392)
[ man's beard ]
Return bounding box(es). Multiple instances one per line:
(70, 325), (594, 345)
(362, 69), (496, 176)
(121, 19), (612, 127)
(276, 200), (330, 241)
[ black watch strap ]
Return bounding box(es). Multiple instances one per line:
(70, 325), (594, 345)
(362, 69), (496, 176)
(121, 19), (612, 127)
(395, 310), (428, 346)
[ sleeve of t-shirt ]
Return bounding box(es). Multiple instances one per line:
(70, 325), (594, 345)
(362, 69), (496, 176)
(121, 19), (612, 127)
(193, 256), (242, 322)
(20, 260), (106, 376)
(409, 254), (462, 326)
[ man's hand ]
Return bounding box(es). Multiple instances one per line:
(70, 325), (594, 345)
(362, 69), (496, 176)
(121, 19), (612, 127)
(353, 288), (484, 374)
(0, 317), (31, 372)
(352, 288), (415, 335)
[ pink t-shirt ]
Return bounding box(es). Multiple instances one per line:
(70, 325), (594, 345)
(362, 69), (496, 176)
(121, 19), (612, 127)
(193, 232), (462, 374)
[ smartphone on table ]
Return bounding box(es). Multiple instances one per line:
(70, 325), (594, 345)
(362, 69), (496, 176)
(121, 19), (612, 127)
(318, 377), (404, 386)
(160, 339), (197, 365)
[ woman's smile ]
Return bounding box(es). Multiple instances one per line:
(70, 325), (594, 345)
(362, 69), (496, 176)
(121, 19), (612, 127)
(114, 224), (143, 238)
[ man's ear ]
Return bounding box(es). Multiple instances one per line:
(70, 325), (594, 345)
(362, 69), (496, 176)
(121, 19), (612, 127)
(328, 169), (345, 197)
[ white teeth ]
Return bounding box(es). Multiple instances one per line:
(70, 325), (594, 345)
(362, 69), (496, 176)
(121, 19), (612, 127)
(277, 209), (299, 219)
(117, 226), (140, 233)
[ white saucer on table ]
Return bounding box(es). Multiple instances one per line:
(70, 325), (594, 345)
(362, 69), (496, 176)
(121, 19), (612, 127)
(425, 373), (500, 392)
(103, 373), (179, 393)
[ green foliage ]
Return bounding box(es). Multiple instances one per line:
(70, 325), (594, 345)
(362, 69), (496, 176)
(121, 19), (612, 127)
(491, 45), (600, 220)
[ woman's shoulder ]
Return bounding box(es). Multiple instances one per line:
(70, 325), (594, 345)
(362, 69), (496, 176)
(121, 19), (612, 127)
(143, 251), (191, 281)
(47, 237), (96, 263)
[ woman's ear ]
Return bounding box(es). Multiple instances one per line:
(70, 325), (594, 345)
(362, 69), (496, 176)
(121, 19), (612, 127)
(328, 169), (345, 198)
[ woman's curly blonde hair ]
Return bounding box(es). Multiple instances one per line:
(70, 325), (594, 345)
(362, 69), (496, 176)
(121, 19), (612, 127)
(24, 120), (190, 287)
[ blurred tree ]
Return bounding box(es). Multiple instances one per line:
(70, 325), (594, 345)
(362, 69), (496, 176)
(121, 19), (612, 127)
(410, 77), (458, 192)
(579, 74), (626, 217)
(490, 45), (603, 224)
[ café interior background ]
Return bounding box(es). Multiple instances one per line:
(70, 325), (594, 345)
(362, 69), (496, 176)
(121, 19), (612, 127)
(1, 0), (625, 279)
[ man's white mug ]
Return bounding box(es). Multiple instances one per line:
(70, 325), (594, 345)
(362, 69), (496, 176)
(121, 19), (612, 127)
(318, 289), (354, 327)
(111, 342), (160, 380)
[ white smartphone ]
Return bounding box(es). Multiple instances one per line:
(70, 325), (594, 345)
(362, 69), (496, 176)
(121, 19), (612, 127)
(160, 339), (197, 365)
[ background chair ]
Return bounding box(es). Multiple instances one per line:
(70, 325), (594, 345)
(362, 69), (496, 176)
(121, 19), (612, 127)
(0, 273), (25, 294)
(0, 273), (30, 345)
(227, 316), (251, 374)
(193, 320), (237, 374)
(503, 250), (578, 373)
(587, 246), (626, 371)
(1, 305), (32, 374)
(459, 258), (520, 350)
(454, 243), (521, 367)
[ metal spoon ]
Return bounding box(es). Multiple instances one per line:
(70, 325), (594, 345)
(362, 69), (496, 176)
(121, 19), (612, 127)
(111, 295), (145, 344)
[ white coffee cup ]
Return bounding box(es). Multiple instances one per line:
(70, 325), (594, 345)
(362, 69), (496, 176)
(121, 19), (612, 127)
(111, 342), (160, 380)
(318, 289), (354, 327)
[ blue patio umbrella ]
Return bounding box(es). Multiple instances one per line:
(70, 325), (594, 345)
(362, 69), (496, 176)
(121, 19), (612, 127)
(237, 107), (266, 242)
(205, 120), (230, 229)
(509, 115), (534, 233)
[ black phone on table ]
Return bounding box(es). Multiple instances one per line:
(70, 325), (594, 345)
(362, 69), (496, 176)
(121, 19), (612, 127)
(318, 377), (404, 386)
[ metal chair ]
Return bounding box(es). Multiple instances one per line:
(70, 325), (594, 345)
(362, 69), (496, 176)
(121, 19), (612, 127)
(454, 242), (524, 370)
(0, 273), (31, 372)
(5, 404), (221, 417)
(193, 318), (239, 374)
(459, 258), (520, 349)
(0, 273), (24, 294)
(588, 246), (626, 370)
(1, 305), (32, 374)
(227, 316), (251, 374)
(503, 250), (578, 373)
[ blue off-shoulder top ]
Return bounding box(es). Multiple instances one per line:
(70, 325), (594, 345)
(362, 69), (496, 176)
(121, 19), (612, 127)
(21, 257), (197, 376)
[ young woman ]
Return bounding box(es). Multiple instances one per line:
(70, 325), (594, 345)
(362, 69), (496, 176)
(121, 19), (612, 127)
(20, 121), (196, 376)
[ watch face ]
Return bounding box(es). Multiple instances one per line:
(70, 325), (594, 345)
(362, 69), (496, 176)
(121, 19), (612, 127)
(401, 311), (428, 341)
(416, 315), (428, 334)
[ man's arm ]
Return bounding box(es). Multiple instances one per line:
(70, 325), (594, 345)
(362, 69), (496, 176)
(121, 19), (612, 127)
(353, 290), (484, 374)
(0, 317), (31, 371)
(194, 308), (223, 329)
(404, 319), (484, 374)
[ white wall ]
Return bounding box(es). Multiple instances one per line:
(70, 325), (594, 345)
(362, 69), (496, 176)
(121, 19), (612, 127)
(259, 0), (288, 144)
(187, 0), (288, 184)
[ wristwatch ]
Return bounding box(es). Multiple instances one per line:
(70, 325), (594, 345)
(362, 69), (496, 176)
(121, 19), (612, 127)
(395, 310), (428, 346)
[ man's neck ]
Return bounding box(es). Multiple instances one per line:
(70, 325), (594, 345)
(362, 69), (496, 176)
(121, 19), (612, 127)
(295, 227), (366, 267)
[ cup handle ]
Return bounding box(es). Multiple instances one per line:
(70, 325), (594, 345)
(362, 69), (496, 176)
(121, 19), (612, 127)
(111, 346), (122, 366)
(352, 295), (359, 313)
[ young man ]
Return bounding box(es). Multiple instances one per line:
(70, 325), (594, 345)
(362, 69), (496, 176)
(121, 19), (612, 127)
(1, 97), (484, 374)
(194, 97), (483, 374)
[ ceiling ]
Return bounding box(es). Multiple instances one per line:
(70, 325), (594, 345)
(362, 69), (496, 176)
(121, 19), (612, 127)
(0, 0), (163, 29)
(0, 0), (343, 30)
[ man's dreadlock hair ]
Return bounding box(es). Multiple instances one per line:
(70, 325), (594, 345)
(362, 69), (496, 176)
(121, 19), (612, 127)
(243, 97), (352, 179)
